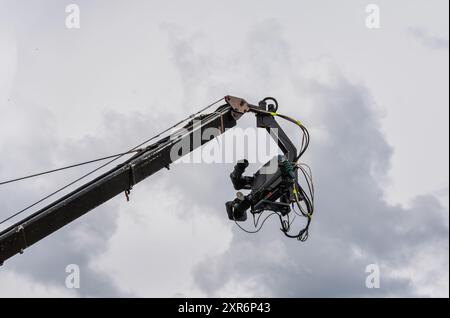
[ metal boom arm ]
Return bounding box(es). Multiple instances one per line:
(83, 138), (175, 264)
(0, 102), (238, 265)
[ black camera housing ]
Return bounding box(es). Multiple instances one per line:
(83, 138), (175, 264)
(225, 155), (296, 221)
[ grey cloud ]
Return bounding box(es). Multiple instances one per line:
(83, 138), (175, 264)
(409, 27), (449, 50)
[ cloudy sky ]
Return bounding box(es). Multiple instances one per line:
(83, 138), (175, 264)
(0, 0), (448, 297)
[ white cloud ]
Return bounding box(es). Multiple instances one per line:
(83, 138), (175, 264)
(0, 270), (77, 298)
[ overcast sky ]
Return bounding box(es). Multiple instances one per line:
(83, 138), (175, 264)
(0, 0), (448, 297)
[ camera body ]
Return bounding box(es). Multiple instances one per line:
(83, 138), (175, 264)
(225, 155), (297, 222)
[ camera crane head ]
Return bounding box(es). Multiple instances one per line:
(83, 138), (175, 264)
(224, 96), (314, 241)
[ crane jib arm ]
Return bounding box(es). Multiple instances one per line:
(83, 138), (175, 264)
(0, 103), (238, 265)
